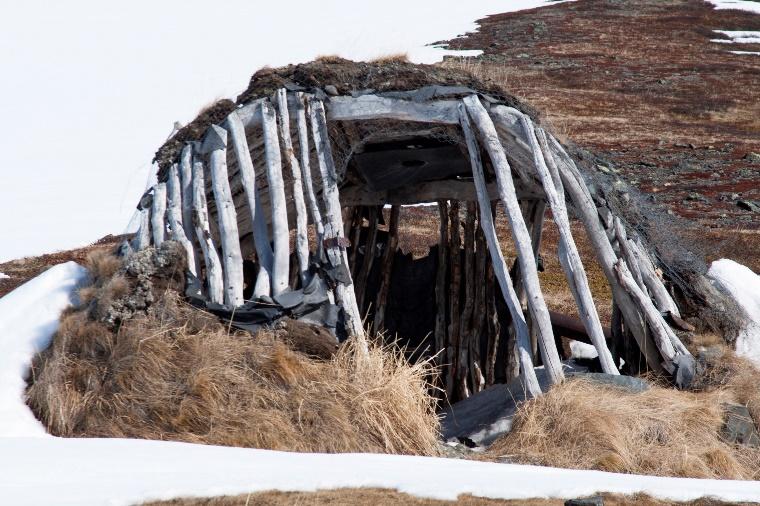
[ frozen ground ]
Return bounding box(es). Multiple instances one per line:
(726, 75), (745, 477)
(708, 259), (760, 366)
(2, 262), (760, 504)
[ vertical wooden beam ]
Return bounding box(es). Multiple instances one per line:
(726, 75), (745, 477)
(460, 102), (541, 398)
(191, 156), (224, 304)
(463, 95), (564, 385)
(446, 200), (462, 399)
(167, 163), (197, 276)
(307, 97), (365, 340)
(524, 120), (618, 374)
(295, 92), (325, 248)
(203, 125), (244, 307)
(151, 183), (167, 248)
(179, 144), (203, 276)
(355, 206), (379, 314)
(374, 205), (401, 333)
(276, 89), (310, 285)
(434, 201), (450, 365)
(458, 201), (477, 399)
(133, 207), (151, 251)
(261, 100), (291, 296)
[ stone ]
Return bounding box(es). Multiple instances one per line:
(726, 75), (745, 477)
(744, 152), (760, 163)
(323, 84), (339, 96)
(737, 200), (760, 213)
(722, 403), (760, 447)
(565, 497), (604, 506)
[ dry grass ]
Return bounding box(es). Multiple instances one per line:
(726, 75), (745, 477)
(27, 255), (440, 456)
(369, 53), (410, 64)
(143, 488), (758, 506)
(488, 378), (760, 479)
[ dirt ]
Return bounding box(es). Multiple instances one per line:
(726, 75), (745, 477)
(439, 0), (760, 230)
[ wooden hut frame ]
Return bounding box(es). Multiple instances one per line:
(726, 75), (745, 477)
(134, 83), (695, 396)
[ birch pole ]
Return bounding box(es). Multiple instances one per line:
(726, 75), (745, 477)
(224, 110), (274, 298)
(179, 144), (202, 276)
(308, 97), (365, 340)
(191, 157), (224, 304)
(460, 103), (541, 398)
(295, 93), (325, 250)
(276, 89), (310, 286)
(134, 207), (151, 250)
(261, 100), (291, 296)
(203, 125), (244, 307)
(523, 119), (618, 374)
(151, 183), (167, 248)
(167, 164), (197, 276)
(462, 95), (564, 385)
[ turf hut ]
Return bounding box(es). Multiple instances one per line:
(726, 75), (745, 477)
(137, 59), (697, 399)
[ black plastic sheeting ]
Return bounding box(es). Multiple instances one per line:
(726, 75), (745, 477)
(185, 272), (342, 338)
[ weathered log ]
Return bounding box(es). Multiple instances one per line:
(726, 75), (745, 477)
(613, 217), (645, 290)
(524, 120), (618, 375)
(458, 201), (477, 399)
(547, 135), (664, 373)
(355, 206), (379, 312)
(261, 100), (291, 296)
(460, 102), (541, 398)
(326, 95), (459, 124)
(374, 205), (401, 332)
(225, 109), (274, 298)
(463, 95), (564, 385)
(630, 237), (682, 318)
(191, 157), (224, 304)
(295, 93), (325, 249)
(308, 97), (365, 339)
(276, 89), (310, 285)
(348, 208), (362, 275)
(151, 183), (167, 248)
(134, 207), (151, 251)
(434, 201), (449, 362)
(446, 200), (462, 399)
(167, 164), (197, 276)
(203, 125), (244, 307)
(179, 144), (203, 276)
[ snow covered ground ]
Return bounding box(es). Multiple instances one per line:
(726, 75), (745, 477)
(708, 259), (760, 366)
(0, 272), (9, 279)
(708, 0), (760, 14)
(2, 262), (760, 504)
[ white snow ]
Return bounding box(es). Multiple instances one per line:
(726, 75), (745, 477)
(0, 272), (9, 279)
(712, 30), (760, 44)
(708, 0), (760, 14)
(707, 259), (760, 366)
(569, 341), (599, 360)
(0, 262), (88, 437)
(4, 438), (760, 506)
(731, 50), (760, 55)
(2, 261), (760, 505)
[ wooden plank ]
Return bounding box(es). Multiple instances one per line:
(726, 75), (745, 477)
(460, 102), (541, 398)
(261, 100), (291, 296)
(191, 156), (224, 304)
(355, 206), (379, 312)
(463, 95), (564, 385)
(167, 163), (197, 276)
(308, 97), (365, 340)
(225, 109), (274, 298)
(326, 95), (459, 124)
(276, 88), (310, 286)
(203, 124), (244, 307)
(434, 201), (449, 364)
(151, 183), (167, 248)
(524, 120), (618, 375)
(374, 205), (401, 332)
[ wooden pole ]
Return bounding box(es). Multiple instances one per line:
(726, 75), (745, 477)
(191, 156), (224, 304)
(276, 89), (310, 286)
(446, 200), (462, 399)
(151, 183), (167, 248)
(630, 238), (682, 318)
(434, 201), (449, 365)
(613, 217), (645, 290)
(460, 102), (541, 398)
(458, 201), (477, 399)
(524, 120), (618, 375)
(203, 125), (244, 307)
(308, 97), (365, 340)
(261, 100), (291, 296)
(224, 109), (274, 298)
(374, 205), (400, 333)
(463, 95), (563, 385)
(295, 93), (325, 251)
(179, 144), (203, 276)
(134, 207), (151, 250)
(167, 163), (198, 276)
(355, 206), (379, 313)
(471, 219), (488, 391)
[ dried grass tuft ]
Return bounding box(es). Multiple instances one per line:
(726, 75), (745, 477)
(27, 276), (440, 455)
(488, 378), (760, 480)
(369, 53), (410, 64)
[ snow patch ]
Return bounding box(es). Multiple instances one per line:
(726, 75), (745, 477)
(0, 272), (9, 279)
(707, 259), (760, 366)
(713, 30), (760, 44)
(0, 262), (88, 437)
(708, 0), (760, 14)
(3, 438), (760, 506)
(731, 50), (760, 55)
(569, 341), (599, 360)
